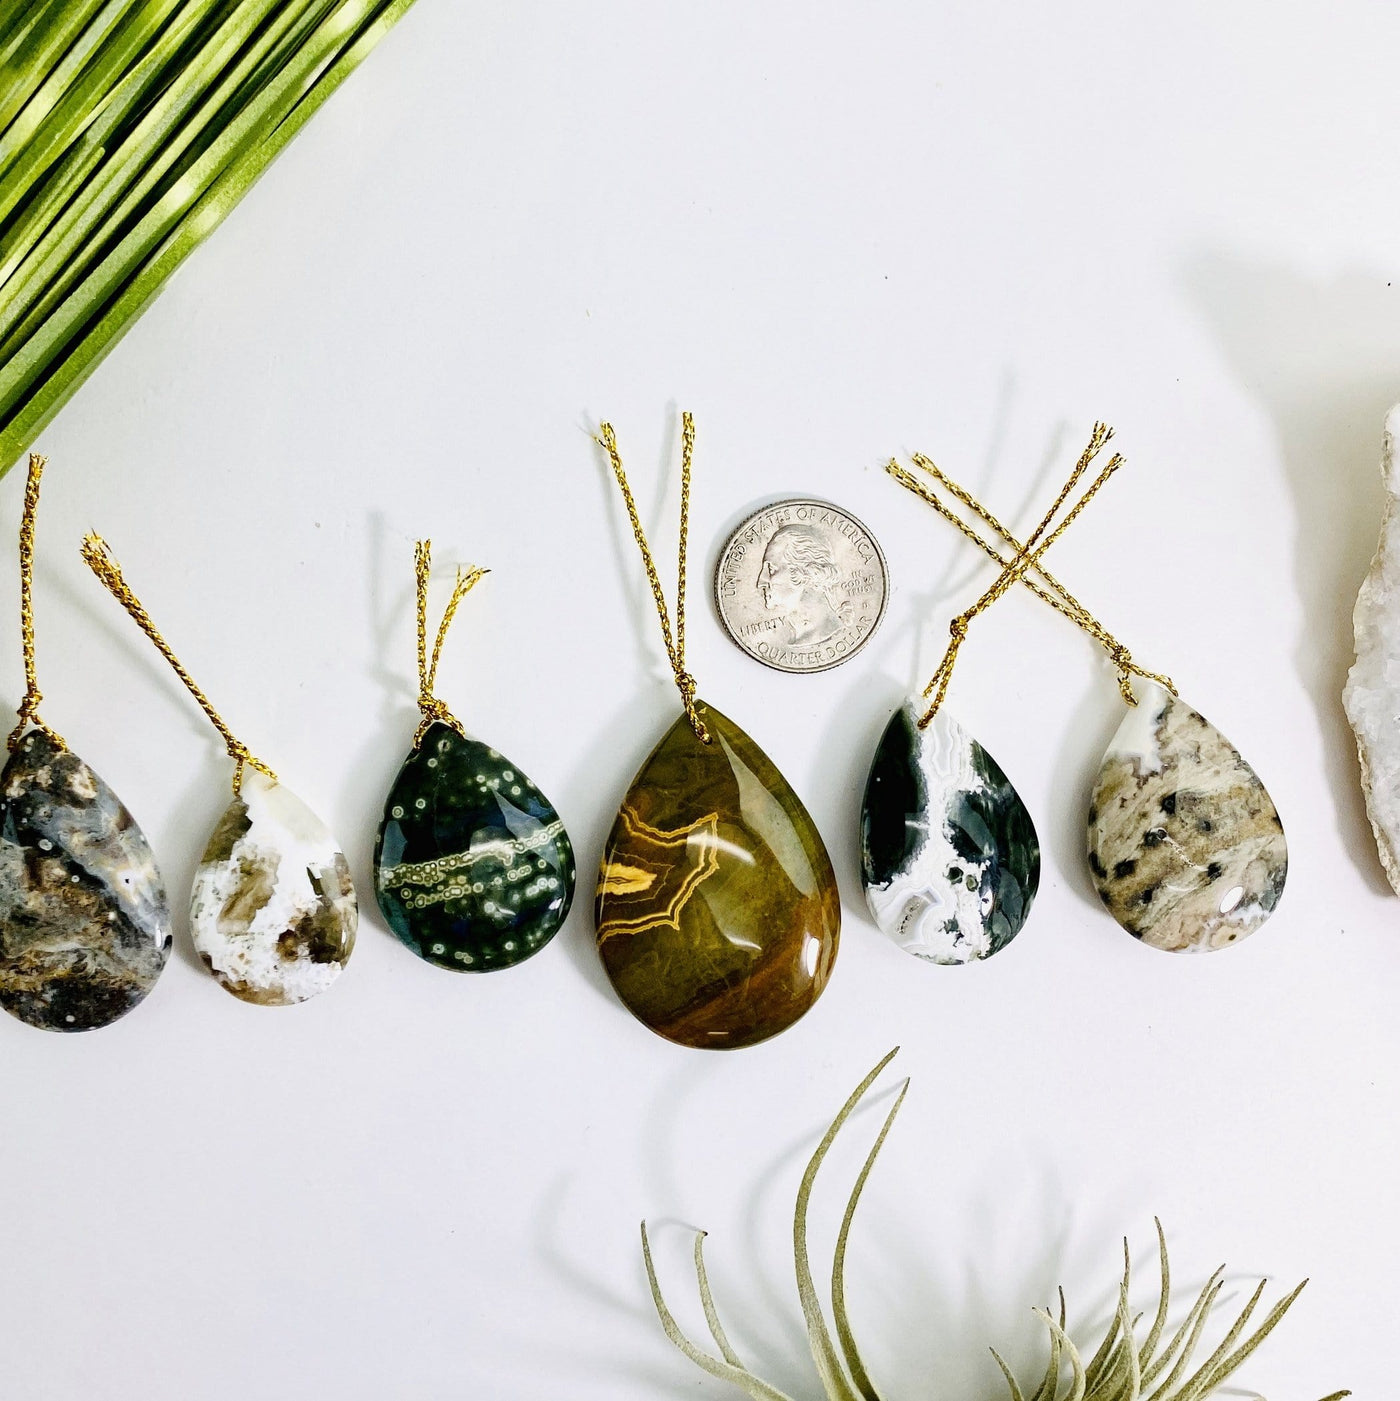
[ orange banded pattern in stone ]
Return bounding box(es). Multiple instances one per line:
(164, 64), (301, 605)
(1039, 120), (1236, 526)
(596, 704), (840, 1049)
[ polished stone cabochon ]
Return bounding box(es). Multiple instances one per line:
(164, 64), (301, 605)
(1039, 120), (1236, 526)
(375, 721), (575, 971)
(596, 703), (840, 1050)
(1088, 682), (1287, 952)
(190, 772), (356, 1006)
(861, 701), (1039, 963)
(0, 729), (171, 1031)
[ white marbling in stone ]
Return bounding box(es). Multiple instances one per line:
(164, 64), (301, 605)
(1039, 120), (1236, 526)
(190, 771), (356, 1006)
(860, 702), (1039, 964)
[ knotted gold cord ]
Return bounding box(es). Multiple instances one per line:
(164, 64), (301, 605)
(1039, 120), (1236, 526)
(6, 454), (65, 753)
(906, 424), (1134, 729)
(414, 539), (487, 747)
(80, 534), (276, 796)
(887, 431), (1176, 710)
(596, 412), (710, 744)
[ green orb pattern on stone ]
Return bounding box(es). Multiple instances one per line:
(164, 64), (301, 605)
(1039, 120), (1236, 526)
(374, 721), (575, 972)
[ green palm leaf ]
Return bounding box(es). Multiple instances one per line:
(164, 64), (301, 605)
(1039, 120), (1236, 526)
(0, 0), (421, 474)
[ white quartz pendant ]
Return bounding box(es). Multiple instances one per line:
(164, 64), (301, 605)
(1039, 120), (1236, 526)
(190, 771), (356, 1005)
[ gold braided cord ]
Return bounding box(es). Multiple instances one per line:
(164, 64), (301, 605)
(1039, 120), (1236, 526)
(6, 454), (65, 753)
(889, 435), (1177, 707)
(911, 424), (1128, 729)
(80, 534), (275, 796)
(596, 413), (710, 744)
(414, 539), (487, 747)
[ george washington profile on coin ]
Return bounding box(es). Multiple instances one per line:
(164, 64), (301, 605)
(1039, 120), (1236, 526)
(715, 499), (888, 674)
(756, 523), (852, 647)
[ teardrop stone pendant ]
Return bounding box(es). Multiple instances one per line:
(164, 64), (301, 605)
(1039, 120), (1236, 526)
(374, 721), (576, 971)
(860, 701), (1039, 963)
(190, 770), (356, 1005)
(596, 703), (840, 1050)
(1088, 682), (1287, 952)
(0, 730), (171, 1030)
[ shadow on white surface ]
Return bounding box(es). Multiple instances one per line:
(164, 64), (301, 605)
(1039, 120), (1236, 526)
(1045, 665), (1129, 919)
(338, 508), (422, 959)
(580, 400), (689, 685)
(1182, 251), (1400, 895)
(891, 407), (1078, 622)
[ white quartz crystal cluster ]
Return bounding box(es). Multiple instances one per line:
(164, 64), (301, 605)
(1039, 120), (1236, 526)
(1344, 404), (1400, 894)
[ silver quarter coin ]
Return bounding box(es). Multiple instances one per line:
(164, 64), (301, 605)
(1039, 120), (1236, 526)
(713, 498), (889, 674)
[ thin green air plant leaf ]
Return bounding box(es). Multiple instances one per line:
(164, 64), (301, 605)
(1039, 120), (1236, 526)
(641, 1049), (1349, 1401)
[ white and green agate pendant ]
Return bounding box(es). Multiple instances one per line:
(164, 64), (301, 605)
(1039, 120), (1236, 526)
(860, 700), (1039, 963)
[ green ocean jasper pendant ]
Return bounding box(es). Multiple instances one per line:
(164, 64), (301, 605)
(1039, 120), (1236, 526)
(596, 703), (840, 1049)
(374, 721), (576, 971)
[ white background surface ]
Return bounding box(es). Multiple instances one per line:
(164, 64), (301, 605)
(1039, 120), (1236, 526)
(9, 2), (1398, 1396)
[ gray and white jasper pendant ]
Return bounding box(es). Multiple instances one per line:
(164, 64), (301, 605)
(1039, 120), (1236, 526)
(860, 701), (1040, 963)
(190, 770), (357, 1006)
(1087, 681), (1287, 952)
(0, 729), (171, 1031)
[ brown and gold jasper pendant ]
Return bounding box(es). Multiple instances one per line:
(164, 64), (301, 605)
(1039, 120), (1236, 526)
(596, 703), (840, 1049)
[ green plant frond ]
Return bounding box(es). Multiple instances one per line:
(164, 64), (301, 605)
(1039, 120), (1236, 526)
(1171, 1278), (1305, 1401)
(1083, 1300), (1124, 1389)
(1140, 1271), (1224, 1394)
(1084, 1278), (1135, 1401)
(1168, 1278), (1268, 1401)
(1029, 1310), (1063, 1401)
(1117, 1288), (1142, 1400)
(1138, 1221), (1172, 1368)
(793, 1049), (900, 1401)
(0, 0), (127, 188)
(830, 1076), (907, 1401)
(640, 1221), (798, 1401)
(1036, 1309), (1087, 1401)
(1084, 1296), (1139, 1401)
(637, 1053), (1343, 1401)
(0, 0), (421, 472)
(990, 1347), (1027, 1401)
(694, 1231), (744, 1367)
(0, 0), (106, 136)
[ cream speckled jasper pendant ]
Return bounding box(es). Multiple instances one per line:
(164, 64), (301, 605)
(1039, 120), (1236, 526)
(1087, 682), (1287, 952)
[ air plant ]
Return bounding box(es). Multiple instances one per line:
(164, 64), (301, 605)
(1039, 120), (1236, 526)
(0, 0), (421, 475)
(642, 1049), (1348, 1401)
